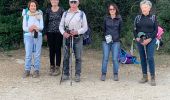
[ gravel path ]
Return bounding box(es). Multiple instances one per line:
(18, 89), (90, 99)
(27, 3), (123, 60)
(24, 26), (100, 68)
(0, 48), (170, 100)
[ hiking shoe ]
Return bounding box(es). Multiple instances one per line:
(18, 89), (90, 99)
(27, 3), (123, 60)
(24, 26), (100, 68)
(62, 74), (69, 81)
(75, 75), (80, 82)
(23, 70), (30, 78)
(49, 66), (55, 76)
(150, 75), (156, 86)
(32, 70), (40, 78)
(139, 74), (148, 83)
(114, 74), (119, 81)
(100, 74), (106, 81)
(52, 67), (61, 76)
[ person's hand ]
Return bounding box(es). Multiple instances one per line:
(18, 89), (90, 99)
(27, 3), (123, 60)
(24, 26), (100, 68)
(29, 26), (34, 32)
(63, 32), (71, 39)
(29, 25), (38, 32)
(136, 38), (141, 42)
(44, 35), (47, 41)
(32, 25), (39, 32)
(70, 30), (78, 36)
(141, 38), (152, 46)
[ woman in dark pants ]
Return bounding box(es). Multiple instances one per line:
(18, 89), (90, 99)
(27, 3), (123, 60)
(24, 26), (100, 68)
(134, 0), (158, 86)
(44, 0), (64, 76)
(101, 3), (122, 81)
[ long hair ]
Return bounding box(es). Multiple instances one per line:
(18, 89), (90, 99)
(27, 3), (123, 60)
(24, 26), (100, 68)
(107, 3), (119, 16)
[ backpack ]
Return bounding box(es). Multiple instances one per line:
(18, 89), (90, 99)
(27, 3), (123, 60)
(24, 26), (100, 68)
(119, 49), (140, 64)
(63, 10), (92, 45)
(156, 26), (164, 40)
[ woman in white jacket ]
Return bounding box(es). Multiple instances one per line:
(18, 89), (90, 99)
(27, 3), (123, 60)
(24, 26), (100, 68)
(22, 0), (44, 78)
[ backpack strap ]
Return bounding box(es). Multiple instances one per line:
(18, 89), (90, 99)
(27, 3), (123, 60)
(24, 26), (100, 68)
(134, 15), (141, 30)
(80, 10), (84, 21)
(23, 8), (29, 27)
(64, 10), (68, 18)
(80, 11), (85, 28)
(151, 15), (156, 23)
(63, 10), (68, 27)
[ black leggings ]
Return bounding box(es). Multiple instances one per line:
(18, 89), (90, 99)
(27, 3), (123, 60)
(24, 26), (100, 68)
(47, 32), (63, 67)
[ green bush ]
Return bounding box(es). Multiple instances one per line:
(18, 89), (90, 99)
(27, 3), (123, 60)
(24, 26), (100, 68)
(0, 0), (169, 53)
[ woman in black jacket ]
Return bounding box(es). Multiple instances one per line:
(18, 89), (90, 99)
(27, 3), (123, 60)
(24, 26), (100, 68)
(134, 0), (158, 86)
(101, 3), (122, 81)
(44, 0), (64, 76)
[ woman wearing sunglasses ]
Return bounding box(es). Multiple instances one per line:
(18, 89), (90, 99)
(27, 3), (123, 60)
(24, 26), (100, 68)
(101, 3), (122, 81)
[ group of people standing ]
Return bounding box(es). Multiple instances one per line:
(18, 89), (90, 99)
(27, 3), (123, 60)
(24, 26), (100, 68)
(22, 0), (157, 86)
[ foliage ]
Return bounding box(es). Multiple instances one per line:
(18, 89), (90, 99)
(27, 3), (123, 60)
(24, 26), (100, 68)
(0, 0), (169, 53)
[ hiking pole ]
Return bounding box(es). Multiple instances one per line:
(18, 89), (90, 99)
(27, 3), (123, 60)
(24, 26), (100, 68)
(32, 36), (37, 72)
(32, 30), (38, 74)
(60, 37), (66, 85)
(70, 36), (74, 86)
(130, 38), (135, 55)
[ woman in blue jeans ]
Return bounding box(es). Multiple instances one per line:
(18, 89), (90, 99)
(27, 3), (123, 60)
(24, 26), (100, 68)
(22, 0), (44, 78)
(101, 3), (122, 81)
(134, 0), (158, 86)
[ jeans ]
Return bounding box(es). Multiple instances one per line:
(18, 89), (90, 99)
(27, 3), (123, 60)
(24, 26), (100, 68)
(101, 41), (120, 75)
(63, 36), (83, 76)
(137, 38), (156, 76)
(47, 32), (63, 67)
(24, 34), (42, 71)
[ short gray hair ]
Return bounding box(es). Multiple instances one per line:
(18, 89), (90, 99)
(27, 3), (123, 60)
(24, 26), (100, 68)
(140, 0), (152, 8)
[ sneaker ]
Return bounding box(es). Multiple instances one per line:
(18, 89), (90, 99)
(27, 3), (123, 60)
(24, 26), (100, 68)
(100, 74), (106, 81)
(114, 74), (119, 81)
(49, 66), (55, 76)
(75, 75), (80, 82)
(52, 67), (61, 76)
(62, 74), (69, 81)
(23, 70), (30, 78)
(32, 70), (39, 78)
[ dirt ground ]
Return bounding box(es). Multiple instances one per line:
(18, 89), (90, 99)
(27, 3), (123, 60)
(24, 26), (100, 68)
(0, 48), (170, 100)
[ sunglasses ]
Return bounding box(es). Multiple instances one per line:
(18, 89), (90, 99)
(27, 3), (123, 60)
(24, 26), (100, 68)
(109, 8), (116, 11)
(70, 1), (77, 4)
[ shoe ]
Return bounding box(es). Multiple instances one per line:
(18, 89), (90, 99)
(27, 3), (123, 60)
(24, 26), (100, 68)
(52, 67), (61, 76)
(139, 74), (148, 83)
(32, 70), (40, 78)
(114, 74), (119, 81)
(100, 74), (106, 81)
(62, 74), (69, 81)
(23, 70), (30, 78)
(75, 75), (80, 82)
(49, 66), (55, 76)
(150, 75), (156, 86)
